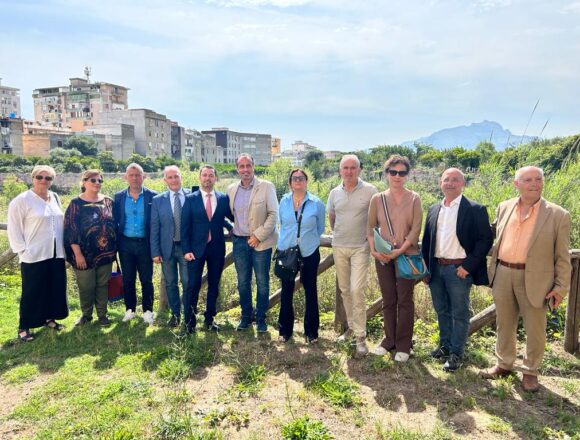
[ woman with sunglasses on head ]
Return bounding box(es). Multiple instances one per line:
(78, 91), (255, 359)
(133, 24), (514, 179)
(64, 170), (117, 327)
(276, 169), (325, 343)
(367, 155), (422, 362)
(7, 165), (69, 342)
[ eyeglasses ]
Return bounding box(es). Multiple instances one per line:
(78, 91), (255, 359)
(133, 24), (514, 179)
(34, 175), (54, 181)
(386, 169), (409, 177)
(84, 178), (104, 184)
(291, 176), (307, 182)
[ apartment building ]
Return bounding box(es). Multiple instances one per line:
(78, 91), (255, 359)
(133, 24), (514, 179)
(202, 128), (272, 165)
(0, 79), (21, 118)
(0, 117), (23, 155)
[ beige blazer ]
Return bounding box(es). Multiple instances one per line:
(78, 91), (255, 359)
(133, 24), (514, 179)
(226, 177), (279, 251)
(488, 197), (571, 308)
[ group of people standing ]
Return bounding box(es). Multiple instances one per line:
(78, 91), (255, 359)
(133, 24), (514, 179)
(7, 152), (571, 393)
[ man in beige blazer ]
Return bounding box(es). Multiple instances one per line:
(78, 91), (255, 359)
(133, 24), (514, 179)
(227, 153), (279, 332)
(480, 166), (571, 392)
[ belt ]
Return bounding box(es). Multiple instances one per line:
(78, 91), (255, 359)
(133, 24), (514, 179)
(499, 260), (525, 270)
(123, 235), (146, 242)
(233, 234), (250, 239)
(437, 258), (465, 265)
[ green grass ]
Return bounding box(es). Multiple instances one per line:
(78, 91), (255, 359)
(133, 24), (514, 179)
(281, 415), (333, 440)
(306, 369), (361, 408)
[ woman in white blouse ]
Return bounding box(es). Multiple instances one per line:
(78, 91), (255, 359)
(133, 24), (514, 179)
(7, 165), (69, 342)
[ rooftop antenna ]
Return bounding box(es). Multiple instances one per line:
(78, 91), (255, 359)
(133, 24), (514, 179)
(84, 66), (92, 83)
(520, 98), (540, 144)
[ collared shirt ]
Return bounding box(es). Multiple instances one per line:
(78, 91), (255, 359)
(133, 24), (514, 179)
(435, 194), (467, 259)
(123, 188), (146, 237)
(201, 189), (217, 216)
(277, 192), (325, 257)
(233, 178), (255, 236)
(169, 188), (186, 213)
(327, 178), (378, 247)
(7, 190), (65, 263)
(498, 198), (541, 264)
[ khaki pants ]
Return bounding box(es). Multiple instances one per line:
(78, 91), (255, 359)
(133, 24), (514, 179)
(75, 263), (112, 320)
(333, 245), (370, 338)
(492, 264), (547, 376)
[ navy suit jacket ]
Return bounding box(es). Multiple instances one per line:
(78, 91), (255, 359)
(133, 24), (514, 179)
(181, 190), (234, 258)
(150, 188), (191, 261)
(113, 187), (157, 251)
(421, 195), (493, 286)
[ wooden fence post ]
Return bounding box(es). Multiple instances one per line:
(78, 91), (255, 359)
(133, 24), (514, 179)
(564, 251), (580, 354)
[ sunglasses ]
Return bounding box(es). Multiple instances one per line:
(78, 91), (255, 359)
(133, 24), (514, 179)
(34, 175), (54, 181)
(291, 176), (307, 182)
(84, 177), (104, 184)
(386, 169), (409, 177)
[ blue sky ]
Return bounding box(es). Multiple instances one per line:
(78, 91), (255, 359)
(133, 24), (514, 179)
(1, 0), (579, 150)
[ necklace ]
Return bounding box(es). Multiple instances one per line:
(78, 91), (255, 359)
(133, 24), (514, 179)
(293, 195), (304, 209)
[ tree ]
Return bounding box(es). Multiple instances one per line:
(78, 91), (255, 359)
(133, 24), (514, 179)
(64, 135), (98, 156)
(128, 153), (157, 172)
(98, 151), (118, 172)
(303, 149), (324, 167)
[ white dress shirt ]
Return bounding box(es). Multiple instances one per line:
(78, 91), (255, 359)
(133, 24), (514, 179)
(7, 190), (65, 263)
(201, 189), (217, 216)
(435, 194), (467, 259)
(169, 188), (186, 212)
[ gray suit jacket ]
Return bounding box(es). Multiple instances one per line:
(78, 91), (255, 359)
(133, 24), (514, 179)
(150, 188), (191, 261)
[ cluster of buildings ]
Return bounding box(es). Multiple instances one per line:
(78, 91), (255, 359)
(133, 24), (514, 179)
(1, 72), (284, 166)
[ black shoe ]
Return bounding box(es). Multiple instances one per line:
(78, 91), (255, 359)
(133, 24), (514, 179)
(431, 346), (450, 360)
(75, 316), (93, 327)
(443, 353), (462, 372)
(204, 321), (220, 332)
(237, 318), (252, 331)
(167, 315), (180, 328)
(98, 316), (111, 327)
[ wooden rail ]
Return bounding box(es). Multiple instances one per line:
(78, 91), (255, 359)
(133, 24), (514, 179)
(2, 223), (579, 353)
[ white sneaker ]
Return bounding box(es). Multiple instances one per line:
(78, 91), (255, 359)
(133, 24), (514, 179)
(337, 329), (354, 343)
(372, 346), (389, 356)
(394, 352), (410, 362)
(355, 337), (369, 357)
(122, 309), (135, 322)
(142, 310), (155, 325)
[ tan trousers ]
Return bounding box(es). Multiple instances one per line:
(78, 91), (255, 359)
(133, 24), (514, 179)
(492, 264), (547, 376)
(333, 245), (370, 338)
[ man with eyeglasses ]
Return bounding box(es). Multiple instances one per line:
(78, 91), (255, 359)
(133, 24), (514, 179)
(422, 168), (493, 372)
(113, 163), (158, 325)
(150, 166), (190, 328)
(327, 154), (377, 356)
(479, 166), (571, 392)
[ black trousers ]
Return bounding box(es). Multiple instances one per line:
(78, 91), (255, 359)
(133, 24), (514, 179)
(278, 248), (320, 340)
(184, 239), (226, 330)
(118, 237), (154, 312)
(20, 257), (68, 329)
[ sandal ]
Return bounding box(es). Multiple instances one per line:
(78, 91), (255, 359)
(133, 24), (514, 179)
(18, 329), (34, 342)
(46, 320), (64, 331)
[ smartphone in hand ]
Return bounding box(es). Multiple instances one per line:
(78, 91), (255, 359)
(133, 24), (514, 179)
(546, 296), (556, 313)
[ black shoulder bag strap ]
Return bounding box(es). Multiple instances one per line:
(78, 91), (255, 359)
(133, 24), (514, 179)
(296, 200), (308, 245)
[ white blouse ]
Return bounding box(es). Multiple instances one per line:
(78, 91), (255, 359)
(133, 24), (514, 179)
(7, 190), (65, 263)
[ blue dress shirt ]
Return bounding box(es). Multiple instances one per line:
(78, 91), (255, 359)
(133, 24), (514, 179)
(123, 188), (146, 237)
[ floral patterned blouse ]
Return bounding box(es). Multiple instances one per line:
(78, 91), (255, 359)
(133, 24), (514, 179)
(64, 196), (117, 269)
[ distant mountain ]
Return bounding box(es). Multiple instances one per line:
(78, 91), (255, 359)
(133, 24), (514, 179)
(401, 120), (536, 150)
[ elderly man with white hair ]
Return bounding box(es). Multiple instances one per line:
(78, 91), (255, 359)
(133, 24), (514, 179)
(480, 166), (571, 392)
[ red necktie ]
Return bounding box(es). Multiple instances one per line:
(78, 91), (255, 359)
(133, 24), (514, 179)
(206, 193), (212, 242)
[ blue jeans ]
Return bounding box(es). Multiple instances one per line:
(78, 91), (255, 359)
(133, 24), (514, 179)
(428, 261), (473, 357)
(161, 243), (189, 318)
(233, 236), (272, 322)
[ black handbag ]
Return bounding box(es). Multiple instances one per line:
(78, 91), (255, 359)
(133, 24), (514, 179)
(274, 200), (307, 282)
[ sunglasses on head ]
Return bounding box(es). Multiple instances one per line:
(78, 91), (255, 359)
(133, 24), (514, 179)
(34, 175), (54, 181)
(84, 177), (104, 184)
(291, 176), (306, 182)
(386, 169), (409, 177)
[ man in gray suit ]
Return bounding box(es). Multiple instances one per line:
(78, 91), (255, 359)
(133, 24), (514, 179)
(150, 166), (190, 327)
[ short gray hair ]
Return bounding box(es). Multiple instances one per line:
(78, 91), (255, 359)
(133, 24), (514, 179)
(339, 154), (360, 168)
(126, 162), (144, 174)
(163, 165), (181, 178)
(515, 166), (544, 181)
(236, 153), (254, 166)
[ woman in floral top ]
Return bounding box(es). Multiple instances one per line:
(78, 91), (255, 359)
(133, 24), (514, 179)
(64, 169), (116, 327)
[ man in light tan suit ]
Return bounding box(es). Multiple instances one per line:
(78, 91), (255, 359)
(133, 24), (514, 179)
(480, 166), (571, 392)
(227, 153), (279, 332)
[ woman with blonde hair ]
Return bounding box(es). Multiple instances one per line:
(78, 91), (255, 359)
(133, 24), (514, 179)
(7, 165), (69, 342)
(64, 169), (116, 326)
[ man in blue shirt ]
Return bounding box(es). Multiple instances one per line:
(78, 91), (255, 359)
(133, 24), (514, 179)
(113, 163), (158, 325)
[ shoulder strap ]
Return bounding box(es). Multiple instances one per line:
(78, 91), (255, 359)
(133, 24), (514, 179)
(52, 191), (62, 209)
(296, 200), (308, 244)
(380, 193), (395, 238)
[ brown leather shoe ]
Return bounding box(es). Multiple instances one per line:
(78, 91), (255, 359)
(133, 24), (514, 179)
(478, 365), (512, 379)
(522, 374), (539, 392)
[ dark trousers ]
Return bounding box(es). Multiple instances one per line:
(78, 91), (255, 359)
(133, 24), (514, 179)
(184, 240), (226, 330)
(20, 257), (68, 329)
(278, 248), (320, 340)
(118, 237), (154, 312)
(375, 259), (416, 353)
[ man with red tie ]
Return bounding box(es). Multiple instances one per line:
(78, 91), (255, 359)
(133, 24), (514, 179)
(181, 165), (233, 333)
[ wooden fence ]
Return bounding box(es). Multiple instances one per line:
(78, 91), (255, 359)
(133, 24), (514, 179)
(1, 223), (579, 353)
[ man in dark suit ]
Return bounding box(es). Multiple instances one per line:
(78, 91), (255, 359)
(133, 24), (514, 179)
(150, 165), (190, 327)
(422, 168), (493, 372)
(181, 165), (233, 333)
(113, 163), (158, 325)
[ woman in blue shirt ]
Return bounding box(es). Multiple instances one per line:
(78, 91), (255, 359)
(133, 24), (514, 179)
(277, 169), (325, 343)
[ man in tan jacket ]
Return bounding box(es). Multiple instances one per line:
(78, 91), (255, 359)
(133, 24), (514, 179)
(227, 153), (279, 332)
(480, 166), (571, 392)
